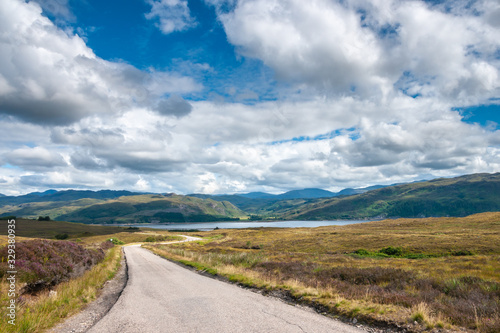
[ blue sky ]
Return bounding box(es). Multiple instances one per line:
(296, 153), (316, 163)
(0, 0), (499, 195)
(457, 104), (500, 130)
(63, 0), (279, 102)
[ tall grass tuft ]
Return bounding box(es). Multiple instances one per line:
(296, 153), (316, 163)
(410, 302), (430, 324)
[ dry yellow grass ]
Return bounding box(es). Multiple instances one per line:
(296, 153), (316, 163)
(78, 230), (182, 246)
(147, 212), (500, 333)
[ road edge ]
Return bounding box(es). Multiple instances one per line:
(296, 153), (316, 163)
(143, 246), (407, 333)
(48, 247), (129, 333)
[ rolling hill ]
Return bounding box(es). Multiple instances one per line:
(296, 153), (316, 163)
(188, 185), (389, 213)
(280, 172), (500, 220)
(0, 189), (141, 206)
(0, 193), (245, 224)
(1, 172), (499, 223)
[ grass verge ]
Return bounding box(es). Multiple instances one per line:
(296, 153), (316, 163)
(0, 246), (122, 333)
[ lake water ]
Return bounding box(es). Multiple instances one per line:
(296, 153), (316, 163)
(121, 220), (370, 231)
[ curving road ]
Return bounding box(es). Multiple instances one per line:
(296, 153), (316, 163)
(88, 244), (364, 333)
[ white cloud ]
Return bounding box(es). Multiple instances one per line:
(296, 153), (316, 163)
(0, 0), (499, 196)
(219, 0), (386, 97)
(145, 0), (197, 34)
(2, 93), (499, 195)
(216, 0), (500, 105)
(0, 0), (201, 125)
(5, 146), (67, 170)
(146, 71), (202, 96)
(155, 95), (193, 117)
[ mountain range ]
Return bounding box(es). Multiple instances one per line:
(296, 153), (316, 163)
(192, 185), (388, 200)
(0, 189), (139, 206)
(0, 172), (499, 223)
(281, 172), (500, 220)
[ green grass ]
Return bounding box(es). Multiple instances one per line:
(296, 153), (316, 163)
(147, 212), (500, 333)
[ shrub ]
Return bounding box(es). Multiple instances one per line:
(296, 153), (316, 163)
(451, 250), (474, 256)
(379, 246), (403, 256)
(354, 249), (370, 256)
(100, 240), (115, 251)
(144, 236), (166, 242)
(107, 238), (125, 245)
(0, 240), (106, 293)
(54, 233), (69, 240)
(168, 229), (200, 232)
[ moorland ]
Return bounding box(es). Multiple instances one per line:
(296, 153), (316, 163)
(0, 213), (499, 332)
(146, 212), (500, 333)
(0, 172), (499, 332)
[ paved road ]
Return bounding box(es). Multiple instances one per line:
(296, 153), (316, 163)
(88, 245), (364, 333)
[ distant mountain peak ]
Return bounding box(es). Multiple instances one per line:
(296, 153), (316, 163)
(276, 188), (337, 199)
(42, 189), (58, 195)
(239, 192), (277, 199)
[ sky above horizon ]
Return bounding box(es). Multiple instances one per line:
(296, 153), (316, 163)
(0, 0), (499, 196)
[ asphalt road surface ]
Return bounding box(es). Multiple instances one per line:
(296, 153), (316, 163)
(88, 245), (364, 333)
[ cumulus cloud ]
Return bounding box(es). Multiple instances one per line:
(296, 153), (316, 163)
(48, 109), (190, 174)
(0, 93), (489, 194)
(0, 0), (201, 125)
(70, 149), (109, 170)
(0, 0), (499, 196)
(5, 146), (67, 170)
(155, 95), (193, 117)
(219, 0), (384, 96)
(145, 0), (197, 34)
(215, 0), (500, 104)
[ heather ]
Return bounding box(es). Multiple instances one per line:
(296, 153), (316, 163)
(254, 261), (500, 331)
(0, 245), (122, 333)
(0, 239), (110, 293)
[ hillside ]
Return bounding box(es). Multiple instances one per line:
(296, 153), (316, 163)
(0, 189), (140, 206)
(188, 185), (387, 214)
(0, 193), (246, 224)
(1, 172), (499, 223)
(281, 172), (500, 220)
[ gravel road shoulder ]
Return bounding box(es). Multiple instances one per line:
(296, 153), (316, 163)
(49, 249), (128, 333)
